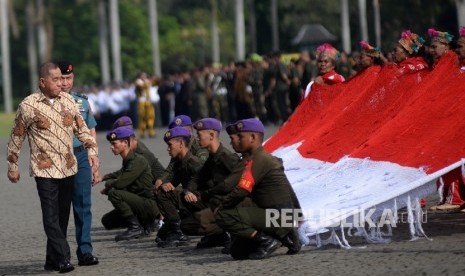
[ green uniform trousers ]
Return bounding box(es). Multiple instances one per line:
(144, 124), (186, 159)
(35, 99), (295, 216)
(216, 206), (290, 239)
(156, 189), (206, 222)
(105, 189), (159, 225)
(180, 208), (223, 236)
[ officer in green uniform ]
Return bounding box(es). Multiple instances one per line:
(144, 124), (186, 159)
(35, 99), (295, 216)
(100, 116), (164, 234)
(154, 115), (208, 190)
(215, 118), (301, 260)
(98, 127), (160, 241)
(179, 118), (242, 248)
(155, 127), (203, 247)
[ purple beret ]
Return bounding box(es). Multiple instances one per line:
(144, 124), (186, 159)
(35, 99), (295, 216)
(112, 116), (133, 129)
(106, 126), (135, 141)
(57, 61), (74, 75)
(225, 123), (238, 135)
(168, 115), (192, 129)
(235, 118), (265, 134)
(194, 118), (222, 132)
(164, 126), (192, 143)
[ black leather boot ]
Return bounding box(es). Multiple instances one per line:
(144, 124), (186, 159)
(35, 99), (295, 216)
(248, 232), (281, 260)
(155, 221), (168, 243)
(280, 228), (301, 255)
(197, 232), (231, 249)
(157, 220), (189, 248)
(115, 216), (144, 241)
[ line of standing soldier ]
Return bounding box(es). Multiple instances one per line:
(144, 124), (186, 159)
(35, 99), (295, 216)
(97, 114), (301, 259)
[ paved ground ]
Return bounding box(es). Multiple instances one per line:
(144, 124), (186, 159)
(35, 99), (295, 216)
(1, 126), (465, 276)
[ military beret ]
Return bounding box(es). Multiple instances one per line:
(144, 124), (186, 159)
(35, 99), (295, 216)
(168, 115), (192, 129)
(106, 126), (135, 141)
(112, 116), (133, 129)
(235, 118), (265, 134)
(225, 123), (238, 135)
(57, 61), (74, 75)
(194, 118), (222, 132)
(164, 126), (192, 143)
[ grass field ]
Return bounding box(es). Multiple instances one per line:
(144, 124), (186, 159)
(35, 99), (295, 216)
(0, 113), (15, 138)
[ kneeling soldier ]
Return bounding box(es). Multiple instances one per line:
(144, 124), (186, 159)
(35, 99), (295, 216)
(98, 127), (159, 241)
(215, 118), (302, 260)
(180, 118), (242, 248)
(155, 127), (203, 247)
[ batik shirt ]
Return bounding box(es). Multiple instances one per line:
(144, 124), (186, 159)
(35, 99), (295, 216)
(7, 91), (98, 178)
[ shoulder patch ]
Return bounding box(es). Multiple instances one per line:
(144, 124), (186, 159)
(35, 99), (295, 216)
(73, 92), (88, 100)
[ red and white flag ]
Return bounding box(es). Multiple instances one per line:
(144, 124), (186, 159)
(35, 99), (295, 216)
(264, 52), (465, 246)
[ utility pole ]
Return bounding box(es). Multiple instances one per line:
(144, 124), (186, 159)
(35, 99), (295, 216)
(358, 0), (368, 42)
(373, 0), (381, 48)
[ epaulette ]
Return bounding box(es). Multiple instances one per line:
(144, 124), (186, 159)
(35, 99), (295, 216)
(72, 92), (88, 100)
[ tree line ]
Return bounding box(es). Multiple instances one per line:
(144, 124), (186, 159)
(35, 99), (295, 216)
(0, 0), (462, 111)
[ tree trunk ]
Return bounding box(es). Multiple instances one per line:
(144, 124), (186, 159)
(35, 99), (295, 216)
(270, 0), (279, 51)
(98, 0), (110, 84)
(7, 0), (19, 39)
(248, 0), (257, 54)
(148, 0), (162, 76)
(1, 0), (13, 112)
(26, 0), (38, 93)
(340, 0), (351, 53)
(373, 0), (381, 48)
(210, 0), (220, 64)
(109, 0), (122, 82)
(358, 0), (368, 42)
(235, 0), (245, 60)
(36, 0), (47, 63)
(456, 0), (465, 29)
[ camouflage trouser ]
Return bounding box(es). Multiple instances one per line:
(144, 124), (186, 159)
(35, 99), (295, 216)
(137, 101), (155, 137)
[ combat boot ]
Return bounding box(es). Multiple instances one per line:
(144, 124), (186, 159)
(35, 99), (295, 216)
(248, 232), (281, 260)
(157, 220), (189, 248)
(197, 232), (231, 249)
(280, 228), (301, 255)
(115, 216), (144, 241)
(155, 220), (168, 243)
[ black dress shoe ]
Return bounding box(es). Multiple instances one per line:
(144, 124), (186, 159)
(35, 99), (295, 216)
(78, 253), (99, 266)
(58, 260), (74, 273)
(44, 262), (59, 271)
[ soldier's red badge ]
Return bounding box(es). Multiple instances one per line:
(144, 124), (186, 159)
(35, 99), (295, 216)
(238, 160), (255, 193)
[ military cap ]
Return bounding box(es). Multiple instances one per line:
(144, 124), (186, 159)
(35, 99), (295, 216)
(225, 123), (238, 135)
(164, 126), (192, 143)
(106, 126), (135, 141)
(112, 115), (133, 129)
(168, 115), (192, 129)
(57, 61), (74, 75)
(235, 118), (265, 134)
(194, 118), (222, 132)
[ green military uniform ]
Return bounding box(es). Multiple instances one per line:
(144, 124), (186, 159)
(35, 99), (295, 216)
(135, 140), (165, 181)
(156, 151), (203, 222)
(158, 136), (208, 184)
(180, 144), (242, 236)
(101, 151), (160, 229)
(216, 146), (301, 257)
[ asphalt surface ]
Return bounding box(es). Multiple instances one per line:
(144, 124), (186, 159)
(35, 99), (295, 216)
(1, 126), (465, 275)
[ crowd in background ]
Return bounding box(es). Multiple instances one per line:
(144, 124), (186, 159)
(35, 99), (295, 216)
(74, 26), (465, 132)
(74, 50), (362, 131)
